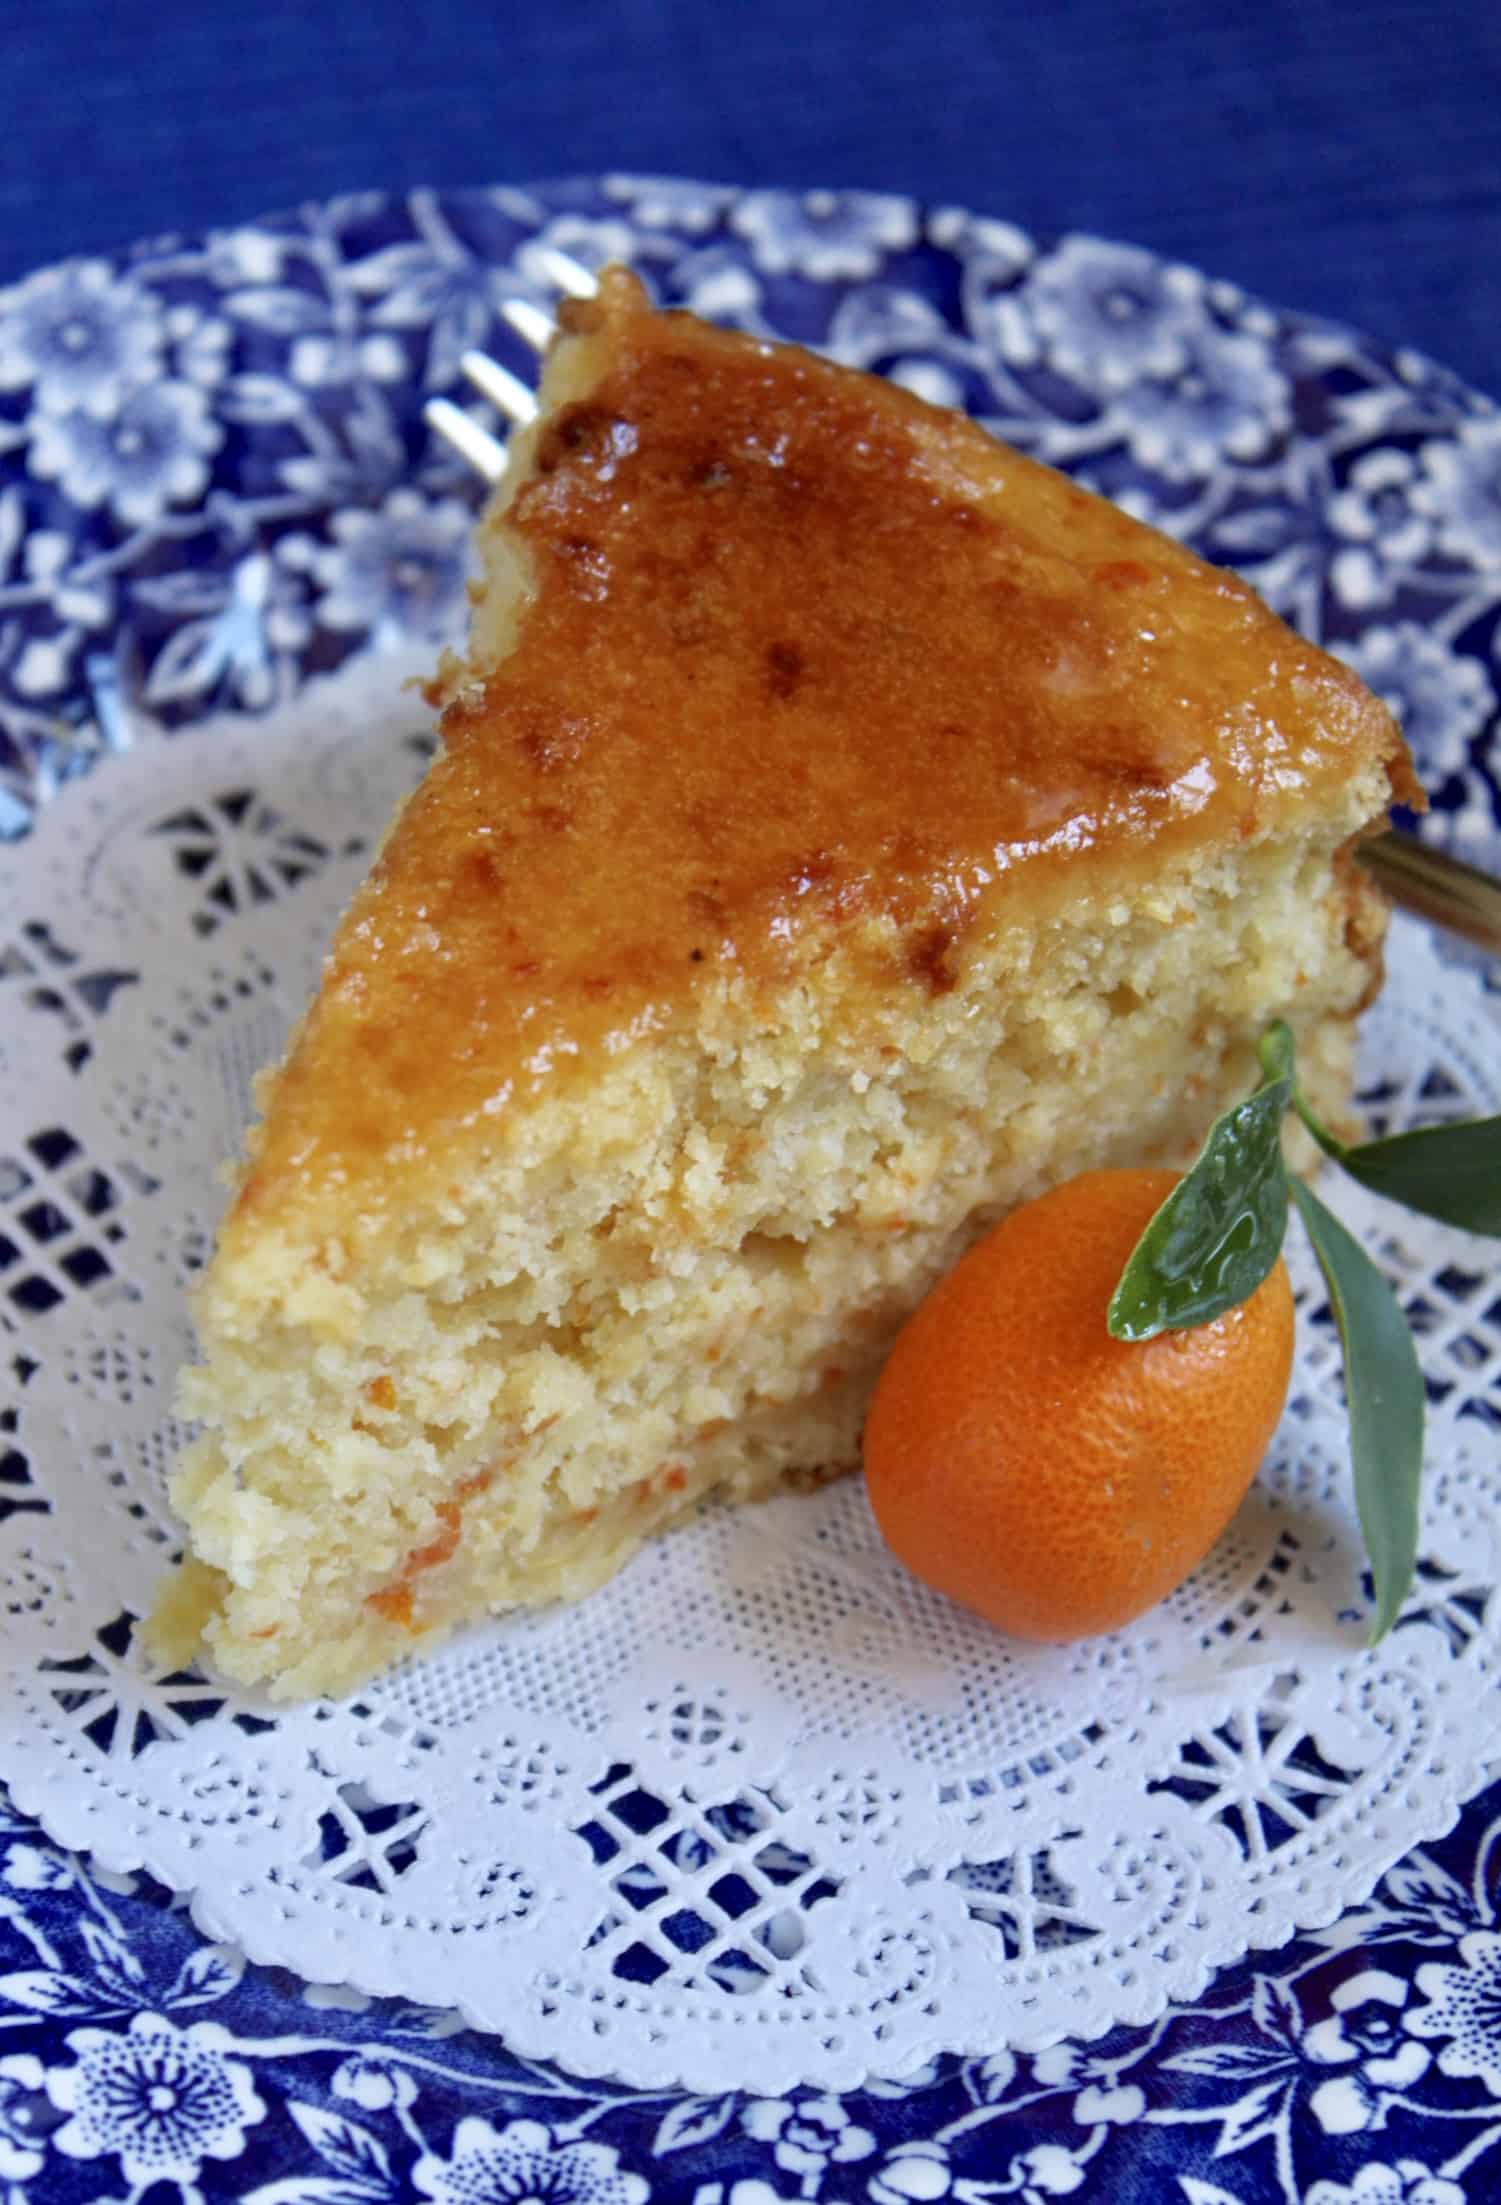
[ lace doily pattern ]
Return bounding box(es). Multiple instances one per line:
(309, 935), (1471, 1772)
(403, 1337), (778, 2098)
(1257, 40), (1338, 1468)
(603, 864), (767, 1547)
(3, 180), (1501, 2097)
(10, 1771), (1501, 2204)
(1, 658), (1498, 2091)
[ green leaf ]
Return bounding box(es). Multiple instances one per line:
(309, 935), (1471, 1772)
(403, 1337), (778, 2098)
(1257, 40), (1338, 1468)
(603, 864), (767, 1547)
(1262, 1018), (1501, 1238)
(1289, 1177), (1425, 1642)
(1107, 1079), (1291, 1342)
(1337, 1117), (1501, 1237)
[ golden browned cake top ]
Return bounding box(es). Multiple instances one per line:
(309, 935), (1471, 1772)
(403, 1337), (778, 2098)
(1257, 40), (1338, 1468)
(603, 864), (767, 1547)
(229, 269), (1410, 1241)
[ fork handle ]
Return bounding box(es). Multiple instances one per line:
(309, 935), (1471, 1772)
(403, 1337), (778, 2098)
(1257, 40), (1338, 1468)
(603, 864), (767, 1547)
(1358, 829), (1501, 956)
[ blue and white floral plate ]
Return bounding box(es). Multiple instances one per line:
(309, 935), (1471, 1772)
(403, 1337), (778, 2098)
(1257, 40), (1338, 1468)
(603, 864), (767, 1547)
(2, 178), (1501, 2203)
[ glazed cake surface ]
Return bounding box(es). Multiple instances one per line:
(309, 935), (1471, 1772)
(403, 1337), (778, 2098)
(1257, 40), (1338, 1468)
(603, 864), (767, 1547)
(154, 269), (1417, 1696)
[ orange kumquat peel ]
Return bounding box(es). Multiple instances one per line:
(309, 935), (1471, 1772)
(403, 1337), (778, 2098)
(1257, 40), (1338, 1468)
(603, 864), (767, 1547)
(863, 1167), (1295, 1640)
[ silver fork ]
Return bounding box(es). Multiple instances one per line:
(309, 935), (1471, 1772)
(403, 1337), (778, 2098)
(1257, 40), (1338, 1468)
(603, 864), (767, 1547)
(423, 243), (592, 482)
(421, 258), (1501, 958)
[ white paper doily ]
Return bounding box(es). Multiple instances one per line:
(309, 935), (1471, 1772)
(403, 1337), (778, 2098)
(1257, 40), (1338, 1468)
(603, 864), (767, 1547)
(1, 650), (1499, 2092)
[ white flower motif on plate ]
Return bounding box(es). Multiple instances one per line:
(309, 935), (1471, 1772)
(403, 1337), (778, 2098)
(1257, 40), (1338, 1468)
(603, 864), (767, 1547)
(45, 2010), (266, 2187)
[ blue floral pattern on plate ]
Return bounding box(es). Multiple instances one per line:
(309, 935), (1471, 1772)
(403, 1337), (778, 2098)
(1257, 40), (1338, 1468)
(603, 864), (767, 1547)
(5, 1776), (1501, 2201)
(1, 177), (1500, 2197)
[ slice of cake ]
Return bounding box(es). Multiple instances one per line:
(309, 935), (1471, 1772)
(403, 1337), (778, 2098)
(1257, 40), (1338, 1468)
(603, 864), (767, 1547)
(153, 268), (1418, 1697)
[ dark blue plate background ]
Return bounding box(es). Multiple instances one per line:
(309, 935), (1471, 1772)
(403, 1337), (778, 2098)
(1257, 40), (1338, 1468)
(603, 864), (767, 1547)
(1, 180), (1500, 2202)
(2, 0), (1498, 403)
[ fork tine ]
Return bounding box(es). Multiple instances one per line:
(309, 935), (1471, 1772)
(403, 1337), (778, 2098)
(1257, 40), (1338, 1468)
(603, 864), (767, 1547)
(500, 245), (606, 356)
(531, 246), (599, 299)
(500, 298), (558, 356)
(423, 398), (508, 483)
(459, 351), (539, 425)
(427, 253), (605, 482)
